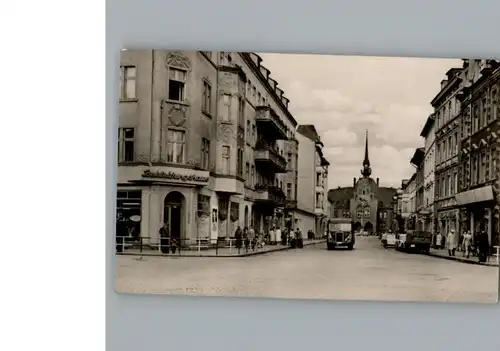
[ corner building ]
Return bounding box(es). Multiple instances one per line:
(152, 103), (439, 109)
(117, 51), (298, 246)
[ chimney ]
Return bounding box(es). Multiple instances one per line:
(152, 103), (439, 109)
(353, 178), (356, 186)
(440, 79), (448, 89)
(376, 178), (379, 186)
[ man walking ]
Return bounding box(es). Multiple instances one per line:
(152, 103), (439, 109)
(447, 229), (457, 256)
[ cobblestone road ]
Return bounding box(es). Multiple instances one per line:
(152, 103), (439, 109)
(115, 236), (499, 303)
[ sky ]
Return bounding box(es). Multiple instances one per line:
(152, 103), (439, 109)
(258, 53), (463, 190)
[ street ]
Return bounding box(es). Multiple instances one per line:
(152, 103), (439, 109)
(115, 236), (499, 303)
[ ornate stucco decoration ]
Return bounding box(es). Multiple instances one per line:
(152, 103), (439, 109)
(165, 52), (191, 70)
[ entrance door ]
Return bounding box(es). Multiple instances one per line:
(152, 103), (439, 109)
(164, 191), (184, 241)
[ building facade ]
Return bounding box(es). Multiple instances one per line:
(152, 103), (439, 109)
(328, 131), (397, 234)
(431, 67), (463, 240)
(456, 59), (500, 251)
(410, 148), (426, 230)
(117, 50), (298, 246)
(294, 125), (330, 235)
(420, 115), (436, 232)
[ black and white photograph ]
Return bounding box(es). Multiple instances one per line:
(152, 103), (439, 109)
(115, 50), (499, 304)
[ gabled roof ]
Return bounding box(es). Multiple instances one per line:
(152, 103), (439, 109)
(410, 148), (425, 167)
(420, 114), (435, 137)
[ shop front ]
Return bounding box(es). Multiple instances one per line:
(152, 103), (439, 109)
(455, 185), (496, 249)
(116, 165), (210, 247)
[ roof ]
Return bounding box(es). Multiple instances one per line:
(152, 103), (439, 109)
(410, 148), (425, 167)
(328, 187), (354, 208)
(297, 125), (322, 144)
(376, 187), (398, 206)
(420, 114), (435, 137)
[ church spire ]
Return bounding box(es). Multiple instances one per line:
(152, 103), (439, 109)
(361, 129), (372, 177)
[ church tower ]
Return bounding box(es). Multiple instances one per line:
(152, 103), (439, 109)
(361, 130), (372, 177)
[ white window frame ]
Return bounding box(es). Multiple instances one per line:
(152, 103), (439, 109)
(166, 129), (186, 164)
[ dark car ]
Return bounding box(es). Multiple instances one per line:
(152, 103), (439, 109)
(399, 230), (432, 254)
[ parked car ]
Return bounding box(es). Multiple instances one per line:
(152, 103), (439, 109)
(381, 232), (397, 248)
(395, 230), (432, 254)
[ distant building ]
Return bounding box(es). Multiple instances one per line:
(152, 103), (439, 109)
(328, 131), (397, 234)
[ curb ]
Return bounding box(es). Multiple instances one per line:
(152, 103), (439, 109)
(117, 240), (326, 258)
(427, 252), (498, 267)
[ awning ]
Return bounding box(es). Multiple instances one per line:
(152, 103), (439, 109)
(455, 185), (494, 206)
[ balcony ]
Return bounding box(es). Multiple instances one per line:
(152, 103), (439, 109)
(255, 106), (288, 140)
(254, 184), (286, 206)
(254, 142), (287, 173)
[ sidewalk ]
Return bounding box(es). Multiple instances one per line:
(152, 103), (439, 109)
(428, 248), (499, 267)
(117, 239), (326, 258)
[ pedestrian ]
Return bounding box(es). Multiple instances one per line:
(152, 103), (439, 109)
(248, 226), (256, 251)
(447, 229), (457, 256)
(435, 231), (442, 249)
(235, 226), (243, 253)
(275, 226), (281, 246)
(478, 230), (489, 263)
(463, 230), (472, 258)
(243, 227), (250, 252)
(159, 222), (170, 254)
(281, 227), (287, 245)
(269, 227), (276, 245)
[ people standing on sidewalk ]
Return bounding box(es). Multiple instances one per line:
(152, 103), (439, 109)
(159, 222), (170, 254)
(477, 230), (489, 263)
(243, 227), (250, 252)
(235, 226), (243, 253)
(248, 226), (256, 251)
(462, 230), (472, 258)
(275, 226), (282, 246)
(447, 229), (457, 256)
(435, 231), (443, 249)
(269, 227), (275, 245)
(281, 227), (288, 245)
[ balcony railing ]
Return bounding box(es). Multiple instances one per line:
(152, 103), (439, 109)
(254, 184), (286, 205)
(254, 141), (287, 173)
(255, 106), (288, 140)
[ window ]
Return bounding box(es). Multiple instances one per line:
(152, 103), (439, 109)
(202, 81), (211, 114)
(453, 172), (458, 195)
(166, 129), (186, 164)
(252, 125), (256, 138)
(251, 165), (255, 187)
(287, 152), (292, 165)
(238, 97), (245, 126)
(120, 66), (136, 99)
(222, 146), (230, 173)
(201, 138), (210, 170)
(118, 128), (135, 162)
(480, 153), (486, 183)
(316, 193), (321, 208)
(168, 68), (187, 101)
(222, 94), (231, 121)
(257, 92), (261, 105)
(454, 132), (458, 154)
(245, 162), (250, 183)
(237, 148), (244, 177)
(287, 183), (292, 198)
(246, 120), (251, 139)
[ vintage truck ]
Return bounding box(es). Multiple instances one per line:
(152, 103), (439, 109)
(327, 218), (355, 250)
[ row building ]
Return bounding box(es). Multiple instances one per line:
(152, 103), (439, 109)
(116, 50), (332, 246)
(402, 59), (500, 252)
